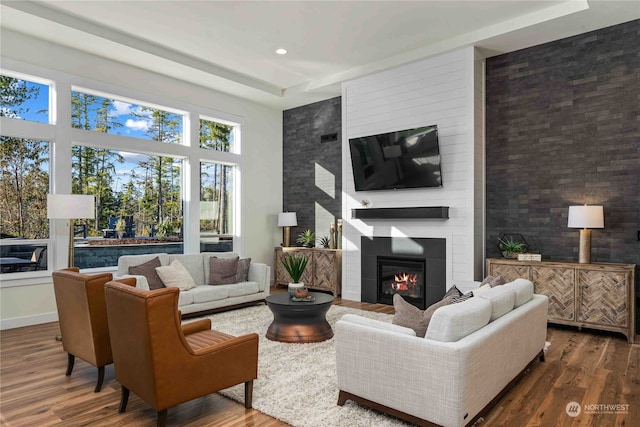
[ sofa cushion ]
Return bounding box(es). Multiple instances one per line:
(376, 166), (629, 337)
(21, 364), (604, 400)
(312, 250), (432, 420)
(425, 297), (492, 342)
(190, 285), (229, 304)
(228, 281), (260, 297)
(237, 258), (251, 282)
(128, 256), (165, 290)
(481, 275), (506, 287)
(476, 285), (516, 321)
(156, 259), (197, 291)
(169, 254), (206, 286)
(392, 294), (454, 338)
(117, 253), (169, 276)
(208, 256), (240, 285)
(177, 289), (194, 306)
(503, 278), (534, 307)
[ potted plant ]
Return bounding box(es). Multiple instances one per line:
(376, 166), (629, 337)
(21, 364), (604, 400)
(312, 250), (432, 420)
(115, 218), (126, 239)
(498, 235), (528, 259)
(296, 229), (316, 248)
(281, 254), (309, 297)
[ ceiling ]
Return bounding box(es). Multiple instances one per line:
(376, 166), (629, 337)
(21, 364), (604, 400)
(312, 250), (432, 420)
(1, 1), (639, 110)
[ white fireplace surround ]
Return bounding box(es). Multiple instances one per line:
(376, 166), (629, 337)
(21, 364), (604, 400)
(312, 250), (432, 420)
(340, 46), (484, 303)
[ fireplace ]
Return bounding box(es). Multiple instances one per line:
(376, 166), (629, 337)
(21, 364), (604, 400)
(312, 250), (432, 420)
(361, 236), (446, 310)
(378, 257), (426, 309)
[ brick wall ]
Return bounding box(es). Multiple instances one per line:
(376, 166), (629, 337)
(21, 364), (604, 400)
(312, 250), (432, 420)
(486, 20), (639, 330)
(282, 97), (342, 243)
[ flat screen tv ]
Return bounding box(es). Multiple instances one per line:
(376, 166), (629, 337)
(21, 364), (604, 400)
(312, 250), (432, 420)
(348, 124), (442, 191)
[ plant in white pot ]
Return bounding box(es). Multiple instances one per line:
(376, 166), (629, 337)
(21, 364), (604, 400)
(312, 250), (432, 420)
(281, 254), (309, 297)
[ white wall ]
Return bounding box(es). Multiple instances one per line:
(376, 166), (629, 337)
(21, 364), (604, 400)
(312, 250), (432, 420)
(0, 29), (283, 329)
(341, 46), (484, 302)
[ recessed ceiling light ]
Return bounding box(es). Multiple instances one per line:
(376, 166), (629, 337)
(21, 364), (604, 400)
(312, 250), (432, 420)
(275, 48), (288, 55)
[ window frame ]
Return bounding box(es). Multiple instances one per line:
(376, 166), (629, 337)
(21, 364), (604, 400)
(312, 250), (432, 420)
(0, 63), (244, 288)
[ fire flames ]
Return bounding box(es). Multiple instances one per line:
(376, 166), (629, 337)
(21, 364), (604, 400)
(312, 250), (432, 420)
(391, 272), (418, 291)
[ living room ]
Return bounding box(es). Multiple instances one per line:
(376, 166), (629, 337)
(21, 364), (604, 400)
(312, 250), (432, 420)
(1, 1), (639, 426)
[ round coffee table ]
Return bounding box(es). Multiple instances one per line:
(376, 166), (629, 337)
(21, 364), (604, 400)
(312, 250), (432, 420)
(265, 292), (334, 343)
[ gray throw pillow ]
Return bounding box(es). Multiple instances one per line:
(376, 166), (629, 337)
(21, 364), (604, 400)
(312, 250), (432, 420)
(392, 294), (455, 338)
(128, 256), (165, 290)
(236, 258), (251, 282)
(208, 256), (239, 285)
(481, 275), (506, 287)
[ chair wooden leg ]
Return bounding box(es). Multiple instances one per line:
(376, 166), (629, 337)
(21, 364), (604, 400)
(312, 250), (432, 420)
(65, 353), (75, 376)
(337, 390), (348, 406)
(157, 409), (167, 427)
(244, 380), (253, 409)
(94, 366), (105, 392)
(119, 385), (129, 413)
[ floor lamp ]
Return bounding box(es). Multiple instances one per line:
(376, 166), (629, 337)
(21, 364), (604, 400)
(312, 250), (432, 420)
(47, 194), (95, 268)
(47, 194), (95, 341)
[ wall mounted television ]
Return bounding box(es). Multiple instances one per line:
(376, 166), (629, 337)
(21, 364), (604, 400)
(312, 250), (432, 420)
(348, 124), (442, 191)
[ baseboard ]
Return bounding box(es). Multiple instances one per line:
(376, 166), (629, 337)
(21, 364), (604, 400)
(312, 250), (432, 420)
(0, 311), (58, 330)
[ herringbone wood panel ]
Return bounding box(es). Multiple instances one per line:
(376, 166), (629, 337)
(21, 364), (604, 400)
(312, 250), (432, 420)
(489, 263), (530, 282)
(532, 266), (575, 321)
(578, 270), (629, 326)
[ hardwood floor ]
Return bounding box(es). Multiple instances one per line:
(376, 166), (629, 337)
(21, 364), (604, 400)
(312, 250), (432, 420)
(1, 289), (638, 426)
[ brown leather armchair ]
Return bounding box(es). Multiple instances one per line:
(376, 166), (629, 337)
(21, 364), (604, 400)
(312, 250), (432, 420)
(52, 268), (136, 392)
(104, 281), (259, 427)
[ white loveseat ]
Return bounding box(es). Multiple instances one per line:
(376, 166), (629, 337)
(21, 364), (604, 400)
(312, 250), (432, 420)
(115, 252), (270, 317)
(335, 279), (548, 427)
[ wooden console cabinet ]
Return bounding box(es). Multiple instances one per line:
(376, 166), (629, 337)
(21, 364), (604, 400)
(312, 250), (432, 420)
(486, 258), (635, 343)
(274, 247), (342, 296)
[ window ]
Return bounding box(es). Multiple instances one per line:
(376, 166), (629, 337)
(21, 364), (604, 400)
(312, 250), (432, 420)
(200, 161), (234, 252)
(200, 118), (235, 152)
(0, 137), (50, 273)
(0, 74), (49, 124)
(72, 90), (183, 143)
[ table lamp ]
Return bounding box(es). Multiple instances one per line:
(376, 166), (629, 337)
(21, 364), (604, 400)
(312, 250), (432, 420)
(278, 212), (297, 247)
(47, 194), (95, 268)
(567, 205), (604, 264)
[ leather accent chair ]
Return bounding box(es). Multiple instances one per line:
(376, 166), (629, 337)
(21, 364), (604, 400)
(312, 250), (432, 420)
(104, 281), (259, 427)
(52, 268), (136, 392)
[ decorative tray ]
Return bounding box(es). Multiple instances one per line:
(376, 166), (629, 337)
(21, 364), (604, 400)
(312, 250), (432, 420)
(290, 295), (316, 302)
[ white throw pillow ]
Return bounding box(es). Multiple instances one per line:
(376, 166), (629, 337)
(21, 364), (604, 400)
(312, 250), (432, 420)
(473, 283), (492, 296)
(156, 259), (197, 291)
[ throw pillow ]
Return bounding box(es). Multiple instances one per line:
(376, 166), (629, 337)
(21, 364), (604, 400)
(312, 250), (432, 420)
(443, 285), (462, 299)
(452, 291), (474, 303)
(155, 259), (197, 291)
(128, 256), (165, 290)
(473, 283), (493, 296)
(236, 258), (251, 282)
(209, 256), (239, 285)
(392, 294), (454, 338)
(480, 275), (506, 287)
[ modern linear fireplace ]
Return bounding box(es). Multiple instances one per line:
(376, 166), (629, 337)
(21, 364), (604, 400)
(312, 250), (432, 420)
(378, 256), (426, 309)
(361, 236), (446, 310)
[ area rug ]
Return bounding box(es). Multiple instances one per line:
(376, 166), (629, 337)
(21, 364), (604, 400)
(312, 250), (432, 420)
(200, 304), (412, 427)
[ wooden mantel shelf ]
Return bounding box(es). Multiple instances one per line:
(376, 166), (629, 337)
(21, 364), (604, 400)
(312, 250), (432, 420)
(351, 206), (449, 220)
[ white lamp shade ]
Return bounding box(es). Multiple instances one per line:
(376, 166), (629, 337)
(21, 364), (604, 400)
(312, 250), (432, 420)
(278, 212), (297, 227)
(568, 205), (604, 229)
(47, 194), (95, 219)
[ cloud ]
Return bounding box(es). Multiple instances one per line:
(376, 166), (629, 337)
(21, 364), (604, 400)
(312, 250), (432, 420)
(111, 100), (132, 116)
(125, 118), (150, 131)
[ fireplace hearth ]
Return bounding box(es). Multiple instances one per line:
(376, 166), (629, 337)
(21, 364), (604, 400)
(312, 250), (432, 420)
(361, 236), (446, 310)
(378, 256), (426, 309)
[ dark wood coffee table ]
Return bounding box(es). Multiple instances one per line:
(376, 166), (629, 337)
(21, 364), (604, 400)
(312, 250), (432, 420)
(265, 292), (334, 343)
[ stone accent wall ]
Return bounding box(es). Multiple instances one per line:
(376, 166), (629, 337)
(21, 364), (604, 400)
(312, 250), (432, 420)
(486, 20), (639, 330)
(282, 97), (342, 244)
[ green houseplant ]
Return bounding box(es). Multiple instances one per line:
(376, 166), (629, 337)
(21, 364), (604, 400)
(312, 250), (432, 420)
(281, 254), (309, 297)
(498, 236), (528, 258)
(296, 229), (316, 248)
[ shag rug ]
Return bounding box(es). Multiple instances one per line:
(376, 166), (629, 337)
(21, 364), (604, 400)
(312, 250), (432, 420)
(201, 304), (412, 427)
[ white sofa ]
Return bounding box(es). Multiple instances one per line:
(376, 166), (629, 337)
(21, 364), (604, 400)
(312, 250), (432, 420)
(115, 252), (270, 317)
(335, 279), (548, 427)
